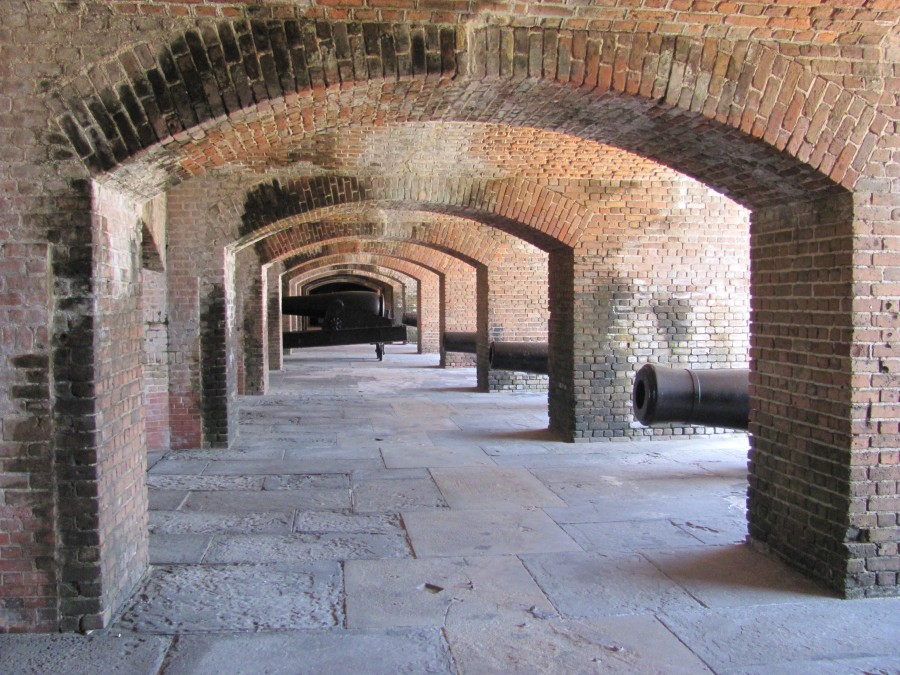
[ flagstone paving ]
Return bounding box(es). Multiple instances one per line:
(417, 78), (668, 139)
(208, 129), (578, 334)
(3, 343), (900, 674)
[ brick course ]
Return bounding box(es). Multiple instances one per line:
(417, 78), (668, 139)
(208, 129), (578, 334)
(0, 1), (896, 631)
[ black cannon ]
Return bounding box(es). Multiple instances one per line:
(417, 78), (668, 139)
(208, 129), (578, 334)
(401, 312), (418, 327)
(282, 291), (384, 330)
(443, 331), (478, 354)
(282, 291), (407, 360)
(632, 364), (749, 430)
(489, 341), (549, 375)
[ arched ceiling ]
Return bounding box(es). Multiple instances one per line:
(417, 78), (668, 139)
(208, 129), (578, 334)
(107, 81), (841, 211)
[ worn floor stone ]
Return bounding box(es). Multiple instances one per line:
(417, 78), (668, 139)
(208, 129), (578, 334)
(3, 344), (876, 675)
(149, 534), (212, 564)
(644, 545), (834, 607)
(149, 510), (294, 534)
(430, 467), (566, 510)
(146, 475), (265, 491)
(181, 488), (350, 513)
(444, 614), (714, 674)
(520, 551), (700, 618)
(561, 519), (708, 553)
(403, 509), (581, 557)
(351, 477), (449, 512)
(147, 490), (188, 511)
(262, 473), (350, 490)
(293, 511), (403, 535)
(114, 563), (343, 633)
(0, 635), (172, 675)
(381, 442), (494, 468)
(161, 629), (454, 675)
(202, 532), (411, 563)
(659, 599), (900, 672)
(345, 556), (557, 629)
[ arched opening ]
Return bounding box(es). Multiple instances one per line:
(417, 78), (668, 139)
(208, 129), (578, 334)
(14, 14), (889, 636)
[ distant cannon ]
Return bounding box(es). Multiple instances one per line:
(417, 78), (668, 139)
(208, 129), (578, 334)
(282, 291), (385, 330)
(632, 364), (749, 430)
(489, 341), (549, 375)
(282, 291), (407, 360)
(443, 331), (477, 354)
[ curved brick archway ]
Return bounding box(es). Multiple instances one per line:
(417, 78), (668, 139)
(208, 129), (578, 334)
(3, 4), (896, 636)
(282, 247), (451, 354)
(55, 20), (879, 202)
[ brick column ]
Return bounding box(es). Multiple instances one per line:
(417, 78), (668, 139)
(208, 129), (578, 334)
(267, 263), (283, 372)
(485, 241), (549, 392)
(418, 270), (440, 354)
(441, 259), (477, 368)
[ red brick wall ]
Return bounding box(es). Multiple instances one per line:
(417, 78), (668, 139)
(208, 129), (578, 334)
(141, 195), (170, 451)
(0, 243), (56, 631)
(0, 3), (896, 631)
(486, 239), (549, 391)
(63, 183), (148, 631)
(570, 179), (750, 440)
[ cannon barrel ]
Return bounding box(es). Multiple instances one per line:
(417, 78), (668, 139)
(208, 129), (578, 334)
(401, 312), (418, 327)
(443, 331), (477, 354)
(489, 341), (549, 375)
(632, 364), (749, 430)
(281, 291), (384, 318)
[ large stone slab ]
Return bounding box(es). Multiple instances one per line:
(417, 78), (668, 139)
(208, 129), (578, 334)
(149, 533), (212, 564)
(671, 516), (748, 546)
(162, 629), (454, 675)
(157, 446), (284, 461)
(429, 467), (566, 510)
(114, 563), (343, 633)
(293, 511), (403, 535)
(444, 614), (713, 675)
(149, 510), (294, 534)
(728, 656), (900, 675)
(545, 492), (745, 525)
(0, 635), (171, 675)
(148, 458), (209, 475)
(148, 490), (188, 511)
(659, 598), (900, 673)
(344, 556), (556, 629)
(202, 532), (411, 563)
(562, 519), (707, 554)
(381, 443), (494, 468)
(351, 477), (448, 512)
(643, 545), (833, 607)
(181, 488), (350, 513)
(146, 474), (265, 491)
(282, 444), (382, 461)
(520, 552), (700, 618)
(202, 458), (383, 475)
(262, 473), (350, 490)
(403, 509), (580, 557)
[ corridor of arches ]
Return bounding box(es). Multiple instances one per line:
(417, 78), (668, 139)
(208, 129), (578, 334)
(1, 1), (898, 639)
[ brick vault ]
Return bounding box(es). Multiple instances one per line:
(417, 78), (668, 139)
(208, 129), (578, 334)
(0, 0), (897, 631)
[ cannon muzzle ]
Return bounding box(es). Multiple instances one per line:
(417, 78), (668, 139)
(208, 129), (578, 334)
(632, 364), (749, 430)
(489, 341), (549, 375)
(401, 312), (418, 327)
(443, 331), (477, 354)
(281, 291), (384, 319)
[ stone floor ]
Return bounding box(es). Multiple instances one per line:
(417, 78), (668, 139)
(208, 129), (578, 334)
(3, 344), (900, 674)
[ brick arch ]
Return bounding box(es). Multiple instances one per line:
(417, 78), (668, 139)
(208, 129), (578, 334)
(285, 266), (412, 332)
(286, 260), (425, 326)
(234, 177), (582, 252)
(279, 238), (469, 279)
(53, 21), (877, 205)
(250, 210), (530, 270)
(286, 255), (432, 291)
(281, 250), (448, 354)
